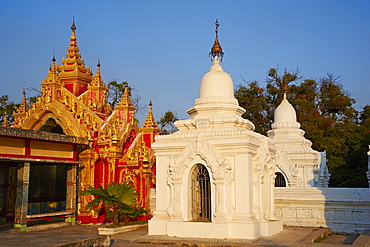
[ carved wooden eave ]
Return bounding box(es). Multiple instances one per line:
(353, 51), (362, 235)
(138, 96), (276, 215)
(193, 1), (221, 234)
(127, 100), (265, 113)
(13, 87), (104, 138)
(0, 126), (88, 145)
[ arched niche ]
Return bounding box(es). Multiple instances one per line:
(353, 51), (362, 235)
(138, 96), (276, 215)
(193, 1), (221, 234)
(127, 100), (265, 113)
(275, 172), (287, 187)
(190, 164), (211, 222)
(38, 118), (65, 134)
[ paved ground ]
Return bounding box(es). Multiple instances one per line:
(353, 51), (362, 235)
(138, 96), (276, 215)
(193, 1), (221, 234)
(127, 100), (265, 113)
(0, 222), (360, 247)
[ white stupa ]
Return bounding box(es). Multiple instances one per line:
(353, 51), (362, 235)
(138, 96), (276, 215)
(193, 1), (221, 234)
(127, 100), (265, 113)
(148, 20), (283, 239)
(267, 92), (326, 187)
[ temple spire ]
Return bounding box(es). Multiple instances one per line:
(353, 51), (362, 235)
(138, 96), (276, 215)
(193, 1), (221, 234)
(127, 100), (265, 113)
(58, 18), (92, 96)
(13, 89), (29, 119)
(143, 100), (158, 128)
(282, 82), (289, 100)
(69, 17), (78, 50)
(71, 16), (76, 31)
(90, 57), (105, 88)
(2, 109), (8, 127)
(209, 19), (224, 62)
(116, 84), (134, 109)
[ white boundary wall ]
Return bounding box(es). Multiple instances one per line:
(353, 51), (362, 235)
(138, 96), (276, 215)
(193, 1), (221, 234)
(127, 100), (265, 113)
(275, 187), (370, 233)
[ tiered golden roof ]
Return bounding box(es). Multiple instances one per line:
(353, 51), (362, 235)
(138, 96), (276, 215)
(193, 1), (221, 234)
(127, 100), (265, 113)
(58, 20), (92, 95)
(13, 89), (29, 119)
(143, 101), (158, 128)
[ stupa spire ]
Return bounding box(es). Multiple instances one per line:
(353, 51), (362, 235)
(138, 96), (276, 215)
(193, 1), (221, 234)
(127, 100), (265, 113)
(282, 82), (289, 100)
(13, 89), (29, 119)
(2, 109), (8, 127)
(90, 57), (106, 88)
(67, 17), (80, 59)
(209, 19), (224, 62)
(58, 18), (92, 96)
(143, 100), (158, 128)
(116, 84), (134, 108)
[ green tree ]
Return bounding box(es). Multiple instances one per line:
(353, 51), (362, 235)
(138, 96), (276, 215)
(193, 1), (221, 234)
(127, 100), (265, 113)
(236, 68), (301, 134)
(26, 87), (42, 105)
(158, 110), (178, 135)
(0, 95), (19, 126)
(107, 80), (143, 113)
(235, 69), (368, 187)
(235, 80), (271, 134)
(80, 182), (146, 225)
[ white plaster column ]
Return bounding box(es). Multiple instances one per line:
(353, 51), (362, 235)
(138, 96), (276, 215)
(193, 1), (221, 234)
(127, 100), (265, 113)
(171, 179), (182, 219)
(232, 154), (254, 220)
(152, 156), (169, 219)
(213, 179), (226, 221)
(268, 173), (277, 220)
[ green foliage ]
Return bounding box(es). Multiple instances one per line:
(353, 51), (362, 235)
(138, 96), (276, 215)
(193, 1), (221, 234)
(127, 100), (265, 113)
(107, 80), (143, 115)
(236, 68), (369, 187)
(81, 182), (147, 225)
(158, 110), (178, 134)
(107, 80), (129, 108)
(0, 95), (19, 126)
(314, 233), (329, 243)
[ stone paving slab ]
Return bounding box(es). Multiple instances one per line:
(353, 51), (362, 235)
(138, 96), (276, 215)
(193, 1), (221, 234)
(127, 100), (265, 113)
(0, 223), (360, 247)
(0, 224), (107, 247)
(111, 226), (336, 247)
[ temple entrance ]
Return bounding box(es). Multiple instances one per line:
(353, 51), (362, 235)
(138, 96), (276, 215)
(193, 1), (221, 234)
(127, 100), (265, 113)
(0, 162), (18, 222)
(191, 164), (211, 222)
(28, 164), (67, 215)
(39, 118), (65, 134)
(275, 172), (286, 187)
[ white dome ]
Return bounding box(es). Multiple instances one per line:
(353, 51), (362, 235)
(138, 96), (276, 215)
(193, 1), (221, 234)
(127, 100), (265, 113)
(199, 59), (234, 99)
(272, 95), (300, 129)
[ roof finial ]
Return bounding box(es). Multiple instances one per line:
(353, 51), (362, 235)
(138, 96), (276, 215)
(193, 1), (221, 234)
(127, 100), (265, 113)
(215, 19), (220, 36)
(209, 19), (224, 62)
(52, 46), (56, 62)
(143, 100), (158, 128)
(282, 82), (289, 100)
(2, 108), (8, 127)
(71, 16), (76, 31)
(97, 54), (101, 67)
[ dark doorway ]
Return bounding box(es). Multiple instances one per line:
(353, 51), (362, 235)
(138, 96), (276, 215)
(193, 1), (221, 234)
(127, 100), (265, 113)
(191, 164), (211, 222)
(39, 118), (65, 134)
(275, 172), (286, 187)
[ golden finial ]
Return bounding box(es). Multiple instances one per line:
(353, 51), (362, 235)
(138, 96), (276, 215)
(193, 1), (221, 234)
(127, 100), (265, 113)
(52, 47), (56, 62)
(209, 19), (224, 62)
(97, 54), (101, 67)
(282, 83), (289, 99)
(71, 17), (76, 31)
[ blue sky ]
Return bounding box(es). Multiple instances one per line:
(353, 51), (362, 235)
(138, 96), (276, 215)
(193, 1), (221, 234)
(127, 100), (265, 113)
(1, 1), (369, 124)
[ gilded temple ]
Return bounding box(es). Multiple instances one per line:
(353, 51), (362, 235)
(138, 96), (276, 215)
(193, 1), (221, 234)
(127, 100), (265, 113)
(11, 20), (160, 224)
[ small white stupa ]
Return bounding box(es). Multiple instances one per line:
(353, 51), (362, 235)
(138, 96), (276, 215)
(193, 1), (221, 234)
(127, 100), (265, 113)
(148, 20), (283, 239)
(267, 90), (326, 187)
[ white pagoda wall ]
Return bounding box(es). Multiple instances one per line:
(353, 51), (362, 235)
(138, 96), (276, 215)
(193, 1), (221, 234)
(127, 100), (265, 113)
(275, 187), (370, 233)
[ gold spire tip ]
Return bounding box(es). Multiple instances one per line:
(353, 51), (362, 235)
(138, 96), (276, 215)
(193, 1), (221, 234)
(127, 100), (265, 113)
(209, 19), (224, 62)
(52, 46), (56, 62)
(71, 17), (76, 31)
